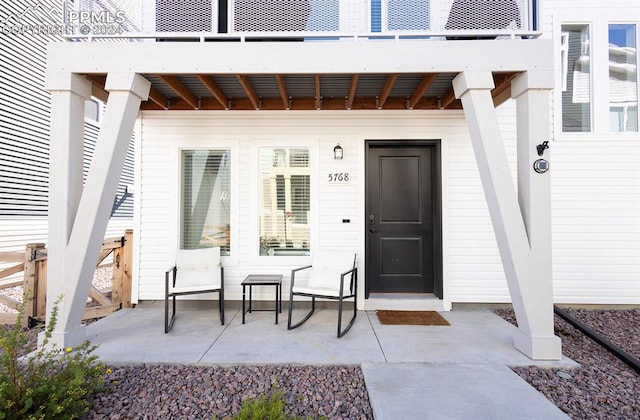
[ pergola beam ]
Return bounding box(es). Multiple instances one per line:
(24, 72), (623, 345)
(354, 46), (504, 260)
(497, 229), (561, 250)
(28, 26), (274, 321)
(347, 74), (359, 110)
(314, 75), (321, 109)
(158, 75), (198, 109)
(408, 74), (437, 109)
(275, 75), (289, 110)
(378, 74), (398, 109)
(197, 75), (228, 109)
(236, 74), (259, 109)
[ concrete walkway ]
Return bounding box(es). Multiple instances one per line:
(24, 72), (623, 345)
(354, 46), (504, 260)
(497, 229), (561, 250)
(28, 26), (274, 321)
(86, 302), (576, 419)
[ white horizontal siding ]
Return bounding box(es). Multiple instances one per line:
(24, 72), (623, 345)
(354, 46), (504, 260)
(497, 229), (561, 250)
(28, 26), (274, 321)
(0, 217), (133, 284)
(138, 111), (503, 303)
(0, 219), (134, 254)
(551, 138), (640, 304)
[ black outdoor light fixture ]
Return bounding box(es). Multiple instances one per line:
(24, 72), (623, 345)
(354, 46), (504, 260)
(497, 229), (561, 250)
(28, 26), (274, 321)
(536, 140), (549, 156)
(333, 143), (343, 160)
(534, 141), (550, 174)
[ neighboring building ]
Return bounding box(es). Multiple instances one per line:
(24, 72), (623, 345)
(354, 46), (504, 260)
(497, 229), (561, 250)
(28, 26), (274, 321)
(0, 0), (135, 254)
(31, 0), (640, 359)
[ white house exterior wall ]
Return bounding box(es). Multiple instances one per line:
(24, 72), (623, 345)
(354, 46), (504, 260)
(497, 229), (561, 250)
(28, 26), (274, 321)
(138, 97), (639, 306)
(137, 108), (521, 306)
(543, 0), (640, 304)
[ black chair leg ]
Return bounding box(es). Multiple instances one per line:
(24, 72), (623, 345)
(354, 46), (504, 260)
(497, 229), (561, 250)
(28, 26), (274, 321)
(337, 297), (357, 338)
(287, 295), (316, 330)
(165, 295), (176, 334)
(219, 290), (225, 325)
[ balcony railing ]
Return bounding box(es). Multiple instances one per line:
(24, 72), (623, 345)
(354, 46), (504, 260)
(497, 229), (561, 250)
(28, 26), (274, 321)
(62, 0), (540, 41)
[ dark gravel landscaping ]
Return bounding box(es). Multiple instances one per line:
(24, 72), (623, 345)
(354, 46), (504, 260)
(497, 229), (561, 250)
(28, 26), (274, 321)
(86, 364), (373, 420)
(3, 307), (638, 419)
(494, 307), (640, 420)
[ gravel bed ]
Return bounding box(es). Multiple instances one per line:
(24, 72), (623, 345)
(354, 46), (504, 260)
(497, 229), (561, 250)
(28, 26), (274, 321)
(86, 364), (372, 419)
(494, 308), (640, 420)
(3, 289), (638, 418)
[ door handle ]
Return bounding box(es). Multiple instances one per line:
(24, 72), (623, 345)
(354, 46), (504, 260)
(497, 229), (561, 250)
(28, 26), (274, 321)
(369, 214), (375, 233)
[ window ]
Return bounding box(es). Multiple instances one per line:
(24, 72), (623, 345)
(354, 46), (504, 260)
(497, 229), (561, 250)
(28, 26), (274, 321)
(609, 24), (638, 132)
(559, 20), (638, 134)
(561, 24), (591, 132)
(259, 148), (310, 256)
(181, 150), (231, 255)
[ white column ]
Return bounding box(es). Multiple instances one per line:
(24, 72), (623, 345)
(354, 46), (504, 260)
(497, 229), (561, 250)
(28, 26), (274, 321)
(44, 73), (92, 347)
(511, 71), (562, 360)
(43, 72), (150, 349)
(453, 71), (561, 360)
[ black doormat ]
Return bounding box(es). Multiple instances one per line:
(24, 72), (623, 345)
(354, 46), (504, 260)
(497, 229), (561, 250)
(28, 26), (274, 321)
(376, 310), (450, 326)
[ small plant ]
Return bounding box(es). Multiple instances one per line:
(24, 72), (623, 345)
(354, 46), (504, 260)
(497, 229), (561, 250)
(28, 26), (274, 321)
(0, 295), (107, 419)
(223, 383), (312, 420)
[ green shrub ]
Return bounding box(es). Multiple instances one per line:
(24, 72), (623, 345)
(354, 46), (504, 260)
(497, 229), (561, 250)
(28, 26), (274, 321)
(0, 295), (107, 419)
(226, 383), (316, 420)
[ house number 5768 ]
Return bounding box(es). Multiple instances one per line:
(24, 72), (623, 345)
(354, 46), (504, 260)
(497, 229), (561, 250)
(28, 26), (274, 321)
(328, 172), (350, 183)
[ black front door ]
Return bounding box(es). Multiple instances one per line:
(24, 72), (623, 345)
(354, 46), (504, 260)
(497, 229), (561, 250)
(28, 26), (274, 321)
(365, 141), (442, 297)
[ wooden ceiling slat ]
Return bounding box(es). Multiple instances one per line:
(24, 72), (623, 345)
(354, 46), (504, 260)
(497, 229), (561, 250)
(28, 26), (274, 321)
(347, 75), (359, 110)
(147, 86), (169, 110)
(236, 75), (260, 109)
(197, 75), (228, 109)
(275, 75), (289, 110)
(408, 74), (438, 109)
(104, 71), (516, 112)
(378, 74), (398, 109)
(492, 73), (517, 107)
(158, 75), (198, 109)
(314, 75), (321, 109)
(83, 75), (109, 102)
(440, 87), (457, 109)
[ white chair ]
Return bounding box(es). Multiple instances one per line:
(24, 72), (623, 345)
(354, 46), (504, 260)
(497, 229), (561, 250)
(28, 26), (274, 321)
(287, 249), (357, 338)
(164, 247), (224, 333)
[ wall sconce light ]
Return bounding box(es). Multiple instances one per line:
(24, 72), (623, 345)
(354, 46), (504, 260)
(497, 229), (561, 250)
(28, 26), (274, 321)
(333, 143), (343, 160)
(536, 140), (549, 156)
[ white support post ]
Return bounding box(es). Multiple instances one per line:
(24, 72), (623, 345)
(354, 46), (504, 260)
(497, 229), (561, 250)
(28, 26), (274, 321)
(511, 71), (562, 360)
(43, 72), (150, 349)
(452, 71), (561, 360)
(44, 73), (92, 347)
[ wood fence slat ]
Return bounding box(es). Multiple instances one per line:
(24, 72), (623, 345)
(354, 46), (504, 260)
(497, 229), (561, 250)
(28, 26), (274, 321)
(88, 286), (111, 306)
(82, 304), (119, 320)
(23, 243), (45, 326)
(0, 252), (25, 263)
(0, 313), (19, 325)
(0, 263), (25, 281)
(96, 249), (112, 266)
(122, 229), (133, 308)
(0, 232), (133, 325)
(35, 259), (47, 320)
(0, 294), (20, 310)
(101, 237), (124, 250)
(0, 278), (25, 289)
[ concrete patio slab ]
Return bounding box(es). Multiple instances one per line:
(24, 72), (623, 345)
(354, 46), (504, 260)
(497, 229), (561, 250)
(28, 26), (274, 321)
(362, 363), (569, 419)
(201, 308), (385, 364)
(85, 303), (576, 419)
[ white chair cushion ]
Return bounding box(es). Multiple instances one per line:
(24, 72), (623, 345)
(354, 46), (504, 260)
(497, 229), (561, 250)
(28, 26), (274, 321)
(306, 249), (355, 294)
(176, 247), (220, 270)
(170, 267), (221, 293)
(292, 284), (343, 298)
(312, 249), (355, 272)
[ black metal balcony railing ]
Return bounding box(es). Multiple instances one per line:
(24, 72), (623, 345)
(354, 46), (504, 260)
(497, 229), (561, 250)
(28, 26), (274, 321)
(62, 0), (540, 41)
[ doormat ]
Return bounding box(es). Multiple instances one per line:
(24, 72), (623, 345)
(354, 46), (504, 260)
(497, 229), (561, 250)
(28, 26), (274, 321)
(376, 310), (450, 326)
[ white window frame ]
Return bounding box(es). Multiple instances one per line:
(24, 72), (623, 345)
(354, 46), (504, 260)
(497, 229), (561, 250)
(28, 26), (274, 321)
(553, 12), (639, 140)
(249, 138), (318, 267)
(175, 143), (240, 267)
